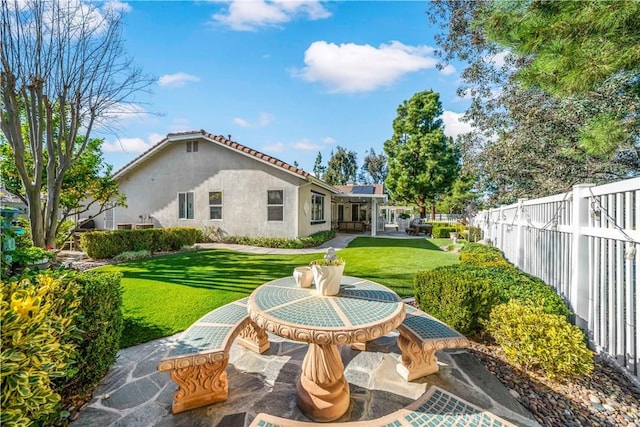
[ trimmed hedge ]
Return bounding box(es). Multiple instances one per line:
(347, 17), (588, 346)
(414, 265), (501, 335)
(80, 227), (202, 259)
(59, 271), (123, 396)
(469, 266), (571, 319)
(459, 243), (514, 268)
(486, 301), (593, 379)
(222, 230), (336, 249)
(432, 224), (459, 238)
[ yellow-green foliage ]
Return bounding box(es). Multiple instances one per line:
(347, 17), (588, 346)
(459, 243), (514, 268)
(1, 274), (81, 426)
(485, 301), (594, 379)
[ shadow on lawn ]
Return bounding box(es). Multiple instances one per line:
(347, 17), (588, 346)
(347, 237), (443, 250)
(120, 315), (173, 348)
(115, 250), (316, 292)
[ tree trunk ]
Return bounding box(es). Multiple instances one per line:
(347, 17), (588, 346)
(430, 202), (436, 221)
(27, 191), (46, 248)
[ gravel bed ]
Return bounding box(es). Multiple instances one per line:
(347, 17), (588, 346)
(468, 338), (640, 427)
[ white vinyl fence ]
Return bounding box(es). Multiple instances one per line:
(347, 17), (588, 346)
(472, 177), (640, 383)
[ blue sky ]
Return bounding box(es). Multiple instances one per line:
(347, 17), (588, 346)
(95, 1), (473, 174)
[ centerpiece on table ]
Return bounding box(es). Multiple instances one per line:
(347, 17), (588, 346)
(310, 247), (345, 296)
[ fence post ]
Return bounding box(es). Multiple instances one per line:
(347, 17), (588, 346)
(515, 199), (526, 269)
(571, 184), (593, 331)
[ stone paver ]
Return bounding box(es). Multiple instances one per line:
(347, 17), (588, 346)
(72, 332), (539, 427)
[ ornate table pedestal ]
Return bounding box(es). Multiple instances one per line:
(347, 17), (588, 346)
(296, 343), (349, 422)
(248, 276), (405, 422)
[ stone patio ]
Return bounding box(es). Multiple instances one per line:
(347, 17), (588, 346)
(72, 332), (540, 427)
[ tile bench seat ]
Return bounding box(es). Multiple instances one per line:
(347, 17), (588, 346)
(157, 297), (269, 414)
(396, 305), (470, 381)
(250, 385), (515, 426)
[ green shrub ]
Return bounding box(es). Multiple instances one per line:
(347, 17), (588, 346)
(222, 230), (336, 249)
(60, 271), (123, 396)
(485, 301), (593, 379)
(459, 243), (514, 268)
(414, 265), (501, 335)
(431, 224), (459, 238)
(80, 227), (202, 259)
(1, 273), (81, 425)
(476, 267), (571, 318)
(113, 250), (151, 262)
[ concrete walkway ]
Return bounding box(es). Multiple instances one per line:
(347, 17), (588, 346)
(72, 331), (539, 427)
(195, 233), (360, 255)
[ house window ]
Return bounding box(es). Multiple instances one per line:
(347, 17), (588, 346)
(351, 204), (367, 221)
(209, 191), (223, 220)
(178, 192), (194, 219)
(267, 190), (284, 221)
(311, 192), (325, 223)
(187, 140), (199, 152)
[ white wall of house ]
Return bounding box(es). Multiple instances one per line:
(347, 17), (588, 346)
(297, 184), (333, 237)
(95, 138), (314, 238)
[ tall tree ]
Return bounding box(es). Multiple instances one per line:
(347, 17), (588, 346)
(361, 148), (388, 184)
(0, 0), (152, 247)
(312, 152), (326, 179)
(324, 146), (358, 185)
(436, 172), (482, 217)
(426, 1), (640, 204)
(384, 90), (460, 219)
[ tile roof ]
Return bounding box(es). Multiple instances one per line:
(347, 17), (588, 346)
(113, 130), (310, 179)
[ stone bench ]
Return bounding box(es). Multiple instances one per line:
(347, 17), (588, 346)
(249, 385), (515, 426)
(396, 305), (469, 381)
(157, 297), (269, 414)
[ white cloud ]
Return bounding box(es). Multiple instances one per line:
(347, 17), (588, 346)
(322, 136), (336, 144)
(440, 64), (456, 75)
(234, 117), (252, 127)
(294, 41), (438, 93)
(158, 72), (200, 88)
(442, 111), (473, 140)
(102, 136), (156, 153)
(487, 51), (509, 68)
(103, 1), (131, 13)
(262, 142), (285, 152)
(103, 103), (147, 120)
(291, 138), (323, 151)
(212, 0), (331, 31)
(234, 112), (274, 127)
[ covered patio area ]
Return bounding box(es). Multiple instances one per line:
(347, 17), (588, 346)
(331, 184), (388, 237)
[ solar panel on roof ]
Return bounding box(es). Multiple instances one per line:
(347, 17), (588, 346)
(351, 186), (375, 194)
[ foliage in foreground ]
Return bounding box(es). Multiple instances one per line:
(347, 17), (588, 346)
(1, 274), (80, 425)
(1, 270), (123, 425)
(485, 301), (593, 379)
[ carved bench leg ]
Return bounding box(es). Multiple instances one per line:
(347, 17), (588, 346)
(396, 333), (438, 381)
(351, 342), (366, 351)
(237, 319), (270, 353)
(169, 358), (229, 414)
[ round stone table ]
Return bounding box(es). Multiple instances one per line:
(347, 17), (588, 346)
(247, 275), (405, 422)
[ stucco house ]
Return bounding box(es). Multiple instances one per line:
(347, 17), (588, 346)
(92, 130), (387, 238)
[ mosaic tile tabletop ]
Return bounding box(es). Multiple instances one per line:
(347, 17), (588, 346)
(248, 276), (405, 344)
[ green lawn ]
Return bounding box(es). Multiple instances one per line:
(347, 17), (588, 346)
(95, 237), (458, 348)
